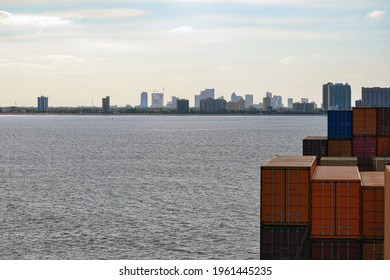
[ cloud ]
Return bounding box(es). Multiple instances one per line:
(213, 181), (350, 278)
(48, 8), (150, 20)
(0, 10), (70, 26)
(171, 26), (194, 33)
(367, 10), (386, 19)
(42, 55), (87, 64)
(279, 56), (295, 64)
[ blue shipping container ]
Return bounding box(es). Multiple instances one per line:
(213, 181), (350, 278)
(327, 111), (352, 139)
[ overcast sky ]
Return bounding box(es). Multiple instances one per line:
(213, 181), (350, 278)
(1, 0), (389, 107)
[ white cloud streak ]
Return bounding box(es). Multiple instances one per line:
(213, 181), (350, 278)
(279, 56), (295, 64)
(47, 8), (150, 20)
(367, 10), (386, 19)
(171, 25), (194, 33)
(0, 10), (70, 26)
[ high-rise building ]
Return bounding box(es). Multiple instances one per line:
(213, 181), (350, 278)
(266, 92), (272, 98)
(322, 82), (351, 111)
(245, 94), (253, 108)
(37, 96), (48, 112)
(151, 93), (164, 108)
(362, 87), (390, 107)
(263, 97), (272, 111)
(140, 92), (148, 108)
(288, 98), (293, 109)
(301, 98), (309, 104)
(166, 96), (178, 109)
(195, 88), (215, 108)
(177, 99), (189, 114)
(200, 98), (226, 113)
(102, 96), (110, 113)
(272, 95), (283, 108)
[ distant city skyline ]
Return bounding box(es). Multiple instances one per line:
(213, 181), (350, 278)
(1, 0), (389, 107)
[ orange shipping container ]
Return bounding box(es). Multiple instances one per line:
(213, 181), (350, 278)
(328, 140), (352, 157)
(311, 166), (361, 239)
(361, 172), (384, 239)
(361, 241), (384, 260)
(377, 136), (390, 157)
(353, 108), (377, 135)
(385, 166), (390, 260)
(261, 156), (317, 225)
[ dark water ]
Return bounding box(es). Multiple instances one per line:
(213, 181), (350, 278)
(0, 115), (326, 259)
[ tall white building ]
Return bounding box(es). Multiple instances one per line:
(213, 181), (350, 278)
(245, 94), (253, 108)
(151, 93), (164, 108)
(288, 98), (293, 109)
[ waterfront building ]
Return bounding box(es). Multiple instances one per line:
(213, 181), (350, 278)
(266, 92), (272, 98)
(245, 94), (253, 108)
(102, 96), (110, 113)
(288, 98), (293, 109)
(176, 99), (189, 114)
(194, 88), (215, 108)
(151, 93), (164, 108)
(263, 97), (272, 111)
(166, 96), (178, 109)
(200, 97), (226, 113)
(301, 98), (309, 104)
(362, 87), (390, 107)
(322, 82), (351, 111)
(293, 102), (316, 112)
(37, 96), (48, 112)
(140, 92), (148, 108)
(272, 95), (283, 108)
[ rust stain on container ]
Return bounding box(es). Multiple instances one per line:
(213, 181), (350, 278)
(377, 136), (390, 157)
(328, 140), (352, 157)
(353, 108), (377, 136)
(361, 172), (384, 239)
(311, 166), (361, 239)
(261, 156), (317, 225)
(361, 241), (384, 260)
(385, 166), (390, 260)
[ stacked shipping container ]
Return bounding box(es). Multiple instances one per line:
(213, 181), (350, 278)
(360, 172), (385, 259)
(327, 111), (353, 158)
(260, 156), (317, 260)
(302, 136), (328, 165)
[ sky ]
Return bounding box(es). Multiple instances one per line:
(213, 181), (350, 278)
(0, 0), (389, 107)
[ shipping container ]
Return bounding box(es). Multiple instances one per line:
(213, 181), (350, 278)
(385, 166), (390, 260)
(353, 136), (376, 171)
(261, 156), (317, 225)
(377, 136), (390, 157)
(311, 166), (361, 239)
(360, 172), (384, 239)
(328, 140), (352, 157)
(377, 108), (390, 136)
(260, 226), (310, 260)
(327, 110), (352, 139)
(302, 136), (328, 165)
(320, 157), (357, 166)
(361, 240), (384, 260)
(353, 108), (377, 135)
(373, 157), (390, 171)
(311, 239), (361, 260)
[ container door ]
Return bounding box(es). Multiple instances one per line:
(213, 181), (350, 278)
(261, 169), (285, 224)
(311, 182), (335, 237)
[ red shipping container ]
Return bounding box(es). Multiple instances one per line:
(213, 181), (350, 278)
(261, 156), (317, 225)
(377, 108), (390, 136)
(385, 166), (390, 260)
(311, 239), (361, 260)
(361, 241), (384, 260)
(361, 172), (384, 239)
(311, 166), (361, 239)
(328, 140), (352, 157)
(377, 136), (390, 157)
(260, 226), (310, 260)
(353, 136), (376, 171)
(353, 108), (377, 135)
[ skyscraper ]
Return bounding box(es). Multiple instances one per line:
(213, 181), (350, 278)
(245, 94), (254, 108)
(177, 99), (189, 114)
(140, 92), (148, 108)
(322, 82), (351, 111)
(288, 98), (293, 108)
(102, 96), (110, 113)
(37, 96), (48, 112)
(194, 88), (215, 108)
(151, 93), (164, 108)
(362, 87), (390, 107)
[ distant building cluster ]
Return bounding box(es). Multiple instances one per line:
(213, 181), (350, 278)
(6, 84), (388, 115)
